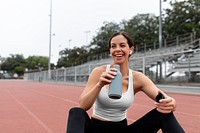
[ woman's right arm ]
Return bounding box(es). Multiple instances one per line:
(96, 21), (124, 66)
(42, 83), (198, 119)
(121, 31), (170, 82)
(79, 67), (102, 111)
(79, 66), (116, 111)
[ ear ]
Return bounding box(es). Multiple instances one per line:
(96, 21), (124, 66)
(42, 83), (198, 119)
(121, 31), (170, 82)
(129, 46), (134, 55)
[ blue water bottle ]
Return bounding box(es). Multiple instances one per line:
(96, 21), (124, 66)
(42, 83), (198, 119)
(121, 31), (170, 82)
(108, 64), (122, 99)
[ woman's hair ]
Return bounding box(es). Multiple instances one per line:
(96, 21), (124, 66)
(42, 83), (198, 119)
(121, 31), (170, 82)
(108, 32), (134, 48)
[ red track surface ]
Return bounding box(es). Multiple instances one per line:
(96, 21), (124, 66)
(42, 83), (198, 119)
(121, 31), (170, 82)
(0, 80), (199, 133)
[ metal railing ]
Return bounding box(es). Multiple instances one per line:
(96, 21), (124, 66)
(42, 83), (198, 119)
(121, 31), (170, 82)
(24, 38), (200, 84)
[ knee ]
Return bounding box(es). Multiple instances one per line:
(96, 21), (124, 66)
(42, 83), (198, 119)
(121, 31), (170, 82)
(68, 107), (87, 117)
(153, 108), (175, 120)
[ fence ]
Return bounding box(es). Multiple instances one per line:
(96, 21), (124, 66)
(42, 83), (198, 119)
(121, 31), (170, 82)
(24, 38), (200, 84)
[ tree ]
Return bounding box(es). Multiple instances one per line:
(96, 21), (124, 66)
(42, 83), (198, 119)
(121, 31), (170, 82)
(88, 21), (122, 59)
(1, 54), (26, 74)
(57, 46), (88, 67)
(26, 56), (48, 70)
(14, 66), (25, 78)
(164, 0), (200, 38)
(123, 14), (158, 51)
(56, 0), (200, 65)
(1, 55), (50, 77)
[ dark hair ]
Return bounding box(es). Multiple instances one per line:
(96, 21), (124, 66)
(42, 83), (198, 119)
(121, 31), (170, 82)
(108, 32), (134, 48)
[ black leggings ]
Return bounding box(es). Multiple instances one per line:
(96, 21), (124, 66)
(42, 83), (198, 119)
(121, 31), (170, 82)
(66, 107), (185, 133)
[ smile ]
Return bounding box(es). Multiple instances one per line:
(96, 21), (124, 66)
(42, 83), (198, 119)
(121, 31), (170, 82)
(115, 54), (123, 57)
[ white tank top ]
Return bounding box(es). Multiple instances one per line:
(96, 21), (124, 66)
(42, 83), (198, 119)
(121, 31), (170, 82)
(93, 65), (134, 122)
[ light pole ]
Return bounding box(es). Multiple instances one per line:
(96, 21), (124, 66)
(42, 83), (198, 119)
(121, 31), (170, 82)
(159, 0), (167, 48)
(0, 55), (1, 72)
(159, 0), (163, 49)
(68, 39), (72, 49)
(85, 30), (90, 45)
(48, 0), (52, 81)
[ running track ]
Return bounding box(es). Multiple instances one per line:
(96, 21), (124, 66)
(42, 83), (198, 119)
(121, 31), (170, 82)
(0, 80), (199, 133)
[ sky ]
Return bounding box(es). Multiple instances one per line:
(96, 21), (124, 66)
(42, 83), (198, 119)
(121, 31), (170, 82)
(0, 0), (173, 64)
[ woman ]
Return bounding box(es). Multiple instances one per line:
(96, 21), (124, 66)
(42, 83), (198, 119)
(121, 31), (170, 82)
(66, 32), (185, 133)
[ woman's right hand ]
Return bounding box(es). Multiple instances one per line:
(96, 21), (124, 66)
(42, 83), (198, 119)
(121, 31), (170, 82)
(79, 66), (117, 110)
(98, 68), (117, 88)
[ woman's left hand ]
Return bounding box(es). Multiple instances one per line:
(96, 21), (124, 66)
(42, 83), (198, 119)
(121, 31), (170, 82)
(155, 95), (176, 114)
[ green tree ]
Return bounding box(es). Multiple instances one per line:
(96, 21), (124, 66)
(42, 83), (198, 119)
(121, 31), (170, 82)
(89, 21), (121, 59)
(57, 46), (88, 67)
(164, 0), (200, 38)
(1, 55), (50, 77)
(1, 54), (26, 73)
(57, 0), (200, 65)
(26, 56), (48, 70)
(14, 66), (25, 78)
(1, 54), (26, 78)
(123, 13), (158, 51)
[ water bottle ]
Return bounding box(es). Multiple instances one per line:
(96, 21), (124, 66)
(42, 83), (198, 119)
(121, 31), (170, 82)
(108, 64), (122, 99)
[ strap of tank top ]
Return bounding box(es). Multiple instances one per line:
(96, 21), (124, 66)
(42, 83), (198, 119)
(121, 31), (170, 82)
(106, 65), (110, 72)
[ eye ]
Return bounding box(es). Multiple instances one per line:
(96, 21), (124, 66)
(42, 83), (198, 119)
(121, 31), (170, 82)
(111, 45), (116, 49)
(120, 44), (126, 48)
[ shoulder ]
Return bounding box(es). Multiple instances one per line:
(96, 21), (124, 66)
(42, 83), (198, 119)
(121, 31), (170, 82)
(91, 65), (106, 73)
(89, 65), (107, 78)
(132, 70), (152, 93)
(86, 65), (107, 86)
(132, 70), (146, 84)
(132, 70), (145, 79)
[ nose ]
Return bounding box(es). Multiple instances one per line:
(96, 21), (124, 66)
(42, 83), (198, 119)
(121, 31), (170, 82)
(115, 46), (122, 52)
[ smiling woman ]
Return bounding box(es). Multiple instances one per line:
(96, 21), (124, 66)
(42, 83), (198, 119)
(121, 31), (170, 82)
(109, 32), (134, 63)
(66, 32), (185, 133)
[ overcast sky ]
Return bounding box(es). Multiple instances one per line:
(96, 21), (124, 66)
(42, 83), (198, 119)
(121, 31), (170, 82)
(0, 0), (174, 64)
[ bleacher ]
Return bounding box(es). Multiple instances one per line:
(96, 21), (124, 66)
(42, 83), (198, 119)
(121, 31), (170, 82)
(78, 34), (200, 82)
(24, 33), (200, 83)
(170, 41), (200, 72)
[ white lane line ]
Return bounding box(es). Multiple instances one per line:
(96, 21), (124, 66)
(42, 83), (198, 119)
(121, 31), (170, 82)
(127, 118), (136, 123)
(31, 89), (200, 118)
(175, 111), (200, 118)
(6, 89), (54, 133)
(135, 96), (199, 107)
(133, 103), (200, 118)
(133, 103), (154, 109)
(30, 89), (78, 105)
(178, 102), (200, 107)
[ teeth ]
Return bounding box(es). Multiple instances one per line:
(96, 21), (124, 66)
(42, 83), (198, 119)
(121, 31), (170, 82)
(116, 55), (122, 57)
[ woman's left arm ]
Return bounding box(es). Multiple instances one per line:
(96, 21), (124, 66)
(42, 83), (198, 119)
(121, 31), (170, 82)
(134, 71), (176, 114)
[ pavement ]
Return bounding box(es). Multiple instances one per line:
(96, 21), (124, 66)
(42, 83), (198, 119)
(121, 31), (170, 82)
(156, 83), (200, 95)
(0, 80), (199, 133)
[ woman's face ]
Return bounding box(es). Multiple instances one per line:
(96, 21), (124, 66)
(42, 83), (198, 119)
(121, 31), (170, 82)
(109, 34), (133, 64)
